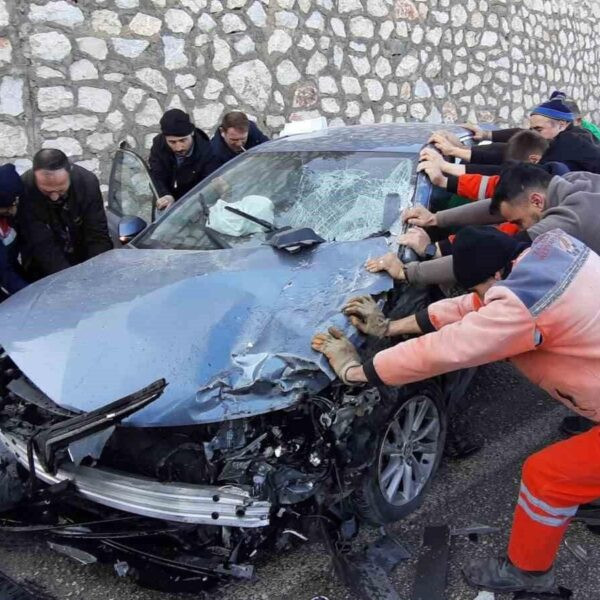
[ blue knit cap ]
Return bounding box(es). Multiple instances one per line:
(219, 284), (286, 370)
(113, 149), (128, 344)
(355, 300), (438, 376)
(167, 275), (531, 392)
(0, 164), (23, 208)
(531, 97), (574, 122)
(550, 90), (567, 101)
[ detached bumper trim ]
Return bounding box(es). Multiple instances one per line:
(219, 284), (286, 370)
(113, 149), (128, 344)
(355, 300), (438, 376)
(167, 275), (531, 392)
(0, 431), (270, 528)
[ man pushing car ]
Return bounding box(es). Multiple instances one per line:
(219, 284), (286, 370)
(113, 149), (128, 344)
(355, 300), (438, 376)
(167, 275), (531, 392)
(312, 226), (600, 595)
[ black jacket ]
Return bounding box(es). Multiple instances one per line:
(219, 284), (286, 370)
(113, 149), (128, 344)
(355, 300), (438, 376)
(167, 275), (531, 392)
(470, 128), (600, 173)
(19, 165), (113, 278)
(210, 122), (269, 169)
(491, 124), (599, 144)
(148, 128), (216, 200)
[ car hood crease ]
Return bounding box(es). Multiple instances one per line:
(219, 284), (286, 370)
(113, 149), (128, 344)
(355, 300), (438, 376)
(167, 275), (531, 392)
(0, 240), (392, 426)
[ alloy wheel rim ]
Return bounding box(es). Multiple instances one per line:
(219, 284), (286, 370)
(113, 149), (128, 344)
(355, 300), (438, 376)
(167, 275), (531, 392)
(377, 395), (441, 506)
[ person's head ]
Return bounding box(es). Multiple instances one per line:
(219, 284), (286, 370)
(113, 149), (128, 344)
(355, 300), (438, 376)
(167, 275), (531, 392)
(529, 97), (573, 140)
(0, 163), (23, 217)
(505, 130), (550, 163)
(563, 100), (582, 126)
(452, 226), (526, 299)
(550, 91), (582, 126)
(160, 109), (195, 156)
(219, 111), (250, 153)
(32, 149), (71, 203)
(490, 163), (553, 230)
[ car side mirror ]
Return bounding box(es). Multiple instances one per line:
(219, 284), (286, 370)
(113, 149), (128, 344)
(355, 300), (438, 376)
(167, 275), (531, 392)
(118, 215), (147, 245)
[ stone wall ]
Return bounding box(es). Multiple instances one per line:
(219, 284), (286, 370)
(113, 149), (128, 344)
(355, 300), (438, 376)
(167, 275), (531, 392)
(1, 0), (599, 186)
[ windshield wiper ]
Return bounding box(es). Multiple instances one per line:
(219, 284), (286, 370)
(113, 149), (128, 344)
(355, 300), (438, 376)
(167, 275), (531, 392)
(224, 205), (277, 233)
(203, 226), (230, 249)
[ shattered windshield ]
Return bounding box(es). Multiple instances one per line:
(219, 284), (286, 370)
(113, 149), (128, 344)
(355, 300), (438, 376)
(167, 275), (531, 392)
(135, 151), (416, 250)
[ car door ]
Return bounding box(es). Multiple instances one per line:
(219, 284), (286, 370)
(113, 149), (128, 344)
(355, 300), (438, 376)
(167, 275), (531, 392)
(106, 143), (159, 242)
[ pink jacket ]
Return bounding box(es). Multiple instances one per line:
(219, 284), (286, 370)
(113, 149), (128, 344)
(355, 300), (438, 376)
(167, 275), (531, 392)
(368, 229), (600, 423)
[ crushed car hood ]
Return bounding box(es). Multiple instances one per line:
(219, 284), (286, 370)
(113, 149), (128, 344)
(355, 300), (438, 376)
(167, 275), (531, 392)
(0, 240), (392, 426)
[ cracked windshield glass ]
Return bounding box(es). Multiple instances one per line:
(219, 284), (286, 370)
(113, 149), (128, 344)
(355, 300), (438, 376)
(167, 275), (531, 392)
(136, 151), (416, 250)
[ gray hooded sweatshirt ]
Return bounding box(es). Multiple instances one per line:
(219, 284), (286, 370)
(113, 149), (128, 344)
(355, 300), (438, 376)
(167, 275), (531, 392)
(404, 172), (600, 286)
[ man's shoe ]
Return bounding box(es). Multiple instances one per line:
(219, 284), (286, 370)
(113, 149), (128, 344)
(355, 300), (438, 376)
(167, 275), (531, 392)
(462, 556), (556, 593)
(559, 415), (594, 437)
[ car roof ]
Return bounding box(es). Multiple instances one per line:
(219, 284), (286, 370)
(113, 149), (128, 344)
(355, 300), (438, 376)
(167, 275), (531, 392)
(252, 122), (472, 154)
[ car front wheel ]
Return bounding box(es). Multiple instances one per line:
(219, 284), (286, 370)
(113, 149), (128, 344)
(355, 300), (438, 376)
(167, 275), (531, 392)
(352, 387), (446, 525)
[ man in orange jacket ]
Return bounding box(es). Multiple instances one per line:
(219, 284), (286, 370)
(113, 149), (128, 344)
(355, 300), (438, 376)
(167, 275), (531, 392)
(312, 226), (600, 594)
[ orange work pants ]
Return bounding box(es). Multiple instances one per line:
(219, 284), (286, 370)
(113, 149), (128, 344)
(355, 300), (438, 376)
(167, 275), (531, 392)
(508, 425), (600, 571)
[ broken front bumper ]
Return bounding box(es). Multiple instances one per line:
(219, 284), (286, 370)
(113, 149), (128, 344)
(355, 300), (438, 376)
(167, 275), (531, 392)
(0, 430), (270, 528)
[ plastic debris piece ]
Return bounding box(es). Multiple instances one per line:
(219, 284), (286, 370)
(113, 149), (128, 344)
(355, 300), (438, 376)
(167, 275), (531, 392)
(564, 538), (589, 563)
(474, 592), (495, 600)
(365, 534), (411, 574)
(47, 541), (97, 565)
(411, 526), (450, 600)
(513, 586), (573, 599)
(452, 524), (501, 537)
(0, 568), (55, 600)
(114, 560), (130, 577)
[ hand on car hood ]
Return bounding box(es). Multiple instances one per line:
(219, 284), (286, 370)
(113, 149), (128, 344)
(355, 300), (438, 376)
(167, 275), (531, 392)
(0, 241), (392, 426)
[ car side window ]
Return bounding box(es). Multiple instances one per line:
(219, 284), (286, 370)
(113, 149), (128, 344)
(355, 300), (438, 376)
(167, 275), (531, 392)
(108, 148), (158, 224)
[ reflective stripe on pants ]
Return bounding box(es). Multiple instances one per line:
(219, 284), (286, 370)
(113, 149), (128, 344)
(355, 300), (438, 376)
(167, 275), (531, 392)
(508, 425), (600, 571)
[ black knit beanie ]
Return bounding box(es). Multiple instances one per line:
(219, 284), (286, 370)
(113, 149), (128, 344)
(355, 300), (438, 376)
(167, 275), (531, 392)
(452, 226), (526, 289)
(160, 109), (194, 136)
(0, 164), (23, 208)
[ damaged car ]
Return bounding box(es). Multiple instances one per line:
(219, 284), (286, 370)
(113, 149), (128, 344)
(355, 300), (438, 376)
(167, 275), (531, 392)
(0, 123), (475, 588)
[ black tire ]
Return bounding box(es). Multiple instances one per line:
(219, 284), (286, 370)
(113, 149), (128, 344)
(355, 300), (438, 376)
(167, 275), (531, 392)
(352, 384), (447, 526)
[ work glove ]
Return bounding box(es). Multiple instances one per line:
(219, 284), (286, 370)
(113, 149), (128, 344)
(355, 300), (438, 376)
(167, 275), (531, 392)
(342, 296), (390, 338)
(311, 327), (362, 385)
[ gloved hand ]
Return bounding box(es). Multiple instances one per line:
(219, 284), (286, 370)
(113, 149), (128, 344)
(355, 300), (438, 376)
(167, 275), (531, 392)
(311, 327), (362, 385)
(343, 296), (390, 338)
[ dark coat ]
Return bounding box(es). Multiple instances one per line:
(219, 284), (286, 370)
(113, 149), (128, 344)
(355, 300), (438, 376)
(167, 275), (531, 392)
(491, 124), (599, 144)
(470, 127), (600, 173)
(148, 128), (216, 200)
(0, 219), (26, 295)
(19, 165), (113, 278)
(210, 122), (269, 169)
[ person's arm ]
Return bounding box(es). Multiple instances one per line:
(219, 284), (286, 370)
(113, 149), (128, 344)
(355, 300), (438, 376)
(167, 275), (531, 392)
(416, 292), (480, 331)
(491, 128), (524, 143)
(464, 164), (503, 176)
(470, 142), (507, 165)
(81, 173), (113, 258)
(435, 198), (504, 229)
(148, 141), (172, 198)
(403, 255), (457, 287)
(447, 173), (500, 201)
(359, 287), (536, 387)
(439, 162), (466, 177)
(386, 314), (422, 336)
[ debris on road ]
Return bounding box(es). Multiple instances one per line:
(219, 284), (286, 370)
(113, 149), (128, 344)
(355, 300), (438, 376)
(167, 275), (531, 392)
(451, 523), (501, 543)
(564, 538), (589, 564)
(411, 525), (450, 600)
(0, 568), (55, 600)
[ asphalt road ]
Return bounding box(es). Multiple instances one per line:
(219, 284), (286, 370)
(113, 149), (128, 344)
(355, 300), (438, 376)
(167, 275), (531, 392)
(0, 362), (598, 600)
